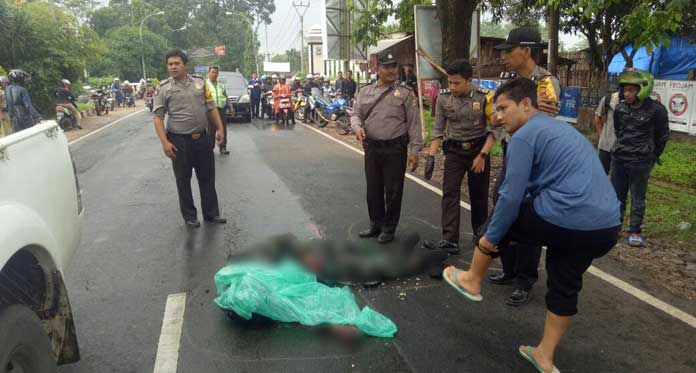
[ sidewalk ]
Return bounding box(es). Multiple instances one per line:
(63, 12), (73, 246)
(64, 103), (144, 143)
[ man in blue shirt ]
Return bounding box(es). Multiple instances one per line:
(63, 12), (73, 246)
(442, 78), (620, 373)
(249, 73), (263, 119)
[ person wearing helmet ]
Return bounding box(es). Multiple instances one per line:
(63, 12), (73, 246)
(272, 75), (295, 125)
(6, 69), (42, 132)
(611, 69), (669, 248)
(55, 78), (82, 129)
(248, 72), (262, 119)
(0, 75), (12, 137)
(261, 76), (274, 120)
(291, 75), (302, 91)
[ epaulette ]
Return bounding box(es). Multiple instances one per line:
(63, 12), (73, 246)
(439, 88), (451, 95)
(475, 86), (491, 95)
(158, 78), (172, 87)
(359, 82), (372, 89)
(190, 74), (204, 80)
(398, 81), (413, 91)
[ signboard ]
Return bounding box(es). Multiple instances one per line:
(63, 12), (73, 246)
(186, 46), (226, 58)
(414, 6), (479, 80)
(652, 80), (696, 134)
(263, 61), (291, 73)
(194, 65), (210, 74)
(321, 0), (367, 61)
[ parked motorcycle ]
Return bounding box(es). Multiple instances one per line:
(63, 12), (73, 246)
(56, 105), (81, 130)
(312, 93), (349, 133)
(91, 89), (109, 116)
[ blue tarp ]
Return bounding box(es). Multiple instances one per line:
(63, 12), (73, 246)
(609, 36), (696, 80)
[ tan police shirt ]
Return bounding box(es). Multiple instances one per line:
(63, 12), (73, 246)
(432, 86), (495, 142)
(350, 81), (423, 155)
(153, 74), (216, 134)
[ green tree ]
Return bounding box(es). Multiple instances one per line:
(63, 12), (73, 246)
(272, 49), (302, 74)
(93, 26), (170, 81)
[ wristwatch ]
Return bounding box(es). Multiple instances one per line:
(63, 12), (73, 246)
(479, 152), (489, 159)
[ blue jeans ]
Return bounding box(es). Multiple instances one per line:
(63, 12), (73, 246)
(610, 159), (654, 234)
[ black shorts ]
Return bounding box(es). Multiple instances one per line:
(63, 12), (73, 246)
(480, 199), (620, 316)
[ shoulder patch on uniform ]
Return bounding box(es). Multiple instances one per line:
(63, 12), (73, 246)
(475, 86), (490, 95)
(399, 81), (413, 91)
(159, 78), (172, 87)
(439, 88), (451, 95)
(190, 74), (204, 80)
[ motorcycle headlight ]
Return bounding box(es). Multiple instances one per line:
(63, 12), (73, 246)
(238, 94), (251, 103)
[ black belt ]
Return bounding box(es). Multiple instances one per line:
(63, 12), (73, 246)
(446, 136), (486, 151)
(167, 130), (207, 139)
(364, 134), (409, 148)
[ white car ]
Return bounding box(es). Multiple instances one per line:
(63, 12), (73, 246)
(0, 121), (83, 370)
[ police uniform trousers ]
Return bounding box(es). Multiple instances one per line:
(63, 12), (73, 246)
(208, 108), (227, 150)
(363, 135), (408, 234)
(166, 131), (220, 221)
(490, 140), (542, 291)
(441, 137), (490, 243)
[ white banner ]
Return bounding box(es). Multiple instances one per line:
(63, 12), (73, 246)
(651, 80), (696, 134)
(263, 61), (291, 73)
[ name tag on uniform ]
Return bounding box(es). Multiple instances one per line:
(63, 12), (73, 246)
(394, 90), (401, 97)
(194, 80), (204, 90)
(472, 102), (481, 112)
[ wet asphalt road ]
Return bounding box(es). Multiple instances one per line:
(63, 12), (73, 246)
(60, 110), (695, 373)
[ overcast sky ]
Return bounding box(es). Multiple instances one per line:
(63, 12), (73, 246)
(258, 1), (585, 57)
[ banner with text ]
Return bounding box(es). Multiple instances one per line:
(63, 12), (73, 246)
(651, 80), (696, 134)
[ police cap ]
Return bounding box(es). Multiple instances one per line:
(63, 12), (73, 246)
(376, 49), (398, 66)
(494, 27), (544, 50)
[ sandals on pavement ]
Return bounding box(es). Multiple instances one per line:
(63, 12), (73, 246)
(442, 266), (483, 302)
(518, 346), (560, 373)
(628, 234), (644, 247)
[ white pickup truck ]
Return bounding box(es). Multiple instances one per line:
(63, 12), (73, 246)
(0, 121), (82, 371)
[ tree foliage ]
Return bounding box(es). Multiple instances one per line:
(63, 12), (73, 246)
(349, 0), (430, 51)
(271, 48), (302, 74)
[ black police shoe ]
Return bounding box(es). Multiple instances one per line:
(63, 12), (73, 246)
(505, 288), (531, 307)
(423, 239), (460, 254)
(185, 219), (201, 228)
(358, 226), (381, 238)
(377, 232), (395, 244)
(488, 272), (516, 285)
(204, 216), (227, 224)
(220, 147), (230, 155)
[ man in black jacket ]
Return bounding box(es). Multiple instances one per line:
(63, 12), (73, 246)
(55, 79), (82, 129)
(611, 69), (669, 247)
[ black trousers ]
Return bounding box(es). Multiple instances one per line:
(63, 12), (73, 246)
(167, 132), (220, 221)
(208, 108), (227, 150)
(610, 159), (654, 234)
(484, 199), (619, 316)
(251, 98), (261, 118)
(598, 149), (612, 175)
(493, 140), (542, 291)
(363, 139), (408, 234)
(441, 141), (490, 243)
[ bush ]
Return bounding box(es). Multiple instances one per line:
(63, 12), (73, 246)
(76, 102), (94, 112)
(651, 142), (696, 189)
(87, 76), (116, 90)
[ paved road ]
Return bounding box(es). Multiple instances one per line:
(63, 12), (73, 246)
(61, 111), (695, 373)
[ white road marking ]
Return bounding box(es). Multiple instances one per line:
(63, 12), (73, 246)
(68, 108), (147, 146)
(153, 292), (187, 373)
(302, 123), (696, 329)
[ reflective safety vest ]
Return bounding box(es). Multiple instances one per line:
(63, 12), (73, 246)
(206, 79), (227, 109)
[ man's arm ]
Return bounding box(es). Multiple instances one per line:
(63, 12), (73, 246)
(428, 95), (447, 156)
(653, 104), (670, 160)
(405, 90), (423, 156)
(350, 90), (365, 136)
(484, 137), (534, 245)
(594, 96), (606, 137)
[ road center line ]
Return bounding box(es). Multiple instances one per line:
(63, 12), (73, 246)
(301, 123), (696, 329)
(153, 292), (187, 373)
(68, 108), (146, 146)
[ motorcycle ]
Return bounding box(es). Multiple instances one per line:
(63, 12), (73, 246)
(277, 93), (293, 128)
(125, 92), (135, 108)
(293, 89), (306, 123)
(56, 105), (81, 130)
(146, 91), (154, 112)
(312, 93), (350, 133)
(262, 90), (274, 120)
(91, 89), (109, 116)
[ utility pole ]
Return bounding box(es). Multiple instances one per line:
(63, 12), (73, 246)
(293, 1), (310, 72)
(265, 22), (271, 62)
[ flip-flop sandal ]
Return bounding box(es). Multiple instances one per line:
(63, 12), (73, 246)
(442, 266), (483, 302)
(518, 346), (560, 373)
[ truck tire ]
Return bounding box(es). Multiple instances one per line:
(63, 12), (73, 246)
(0, 305), (57, 373)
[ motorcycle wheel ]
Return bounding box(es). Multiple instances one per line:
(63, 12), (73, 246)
(294, 109), (304, 122)
(314, 116), (328, 128)
(335, 116), (351, 135)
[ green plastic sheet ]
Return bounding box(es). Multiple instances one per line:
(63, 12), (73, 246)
(214, 260), (397, 338)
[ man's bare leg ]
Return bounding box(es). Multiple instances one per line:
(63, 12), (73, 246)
(521, 311), (572, 372)
(444, 248), (493, 295)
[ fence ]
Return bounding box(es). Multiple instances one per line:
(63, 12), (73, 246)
(557, 52), (610, 109)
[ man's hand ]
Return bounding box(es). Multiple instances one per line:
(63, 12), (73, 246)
(471, 154), (486, 173)
(424, 155), (435, 180)
(355, 127), (366, 142)
(216, 131), (224, 146)
(163, 141), (178, 159)
(538, 94), (560, 116)
(478, 236), (499, 253)
(408, 155), (418, 172)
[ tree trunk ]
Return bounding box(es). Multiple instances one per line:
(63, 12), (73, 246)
(437, 0), (478, 65)
(547, 4), (559, 74)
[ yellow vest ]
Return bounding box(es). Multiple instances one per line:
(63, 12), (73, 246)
(206, 79), (227, 109)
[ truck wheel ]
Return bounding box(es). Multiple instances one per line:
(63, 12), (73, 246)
(0, 305), (57, 373)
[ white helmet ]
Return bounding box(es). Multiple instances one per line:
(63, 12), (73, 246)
(123, 80), (130, 85)
(114, 78), (120, 82)
(306, 74), (313, 79)
(271, 74), (278, 79)
(61, 79), (71, 86)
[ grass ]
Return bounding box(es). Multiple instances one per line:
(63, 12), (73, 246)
(643, 182), (696, 243)
(76, 102), (94, 113)
(651, 142), (696, 189)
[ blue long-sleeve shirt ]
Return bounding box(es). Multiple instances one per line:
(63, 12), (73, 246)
(485, 113), (620, 245)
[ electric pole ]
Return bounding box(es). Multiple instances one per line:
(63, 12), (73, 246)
(265, 22), (271, 62)
(293, 1), (310, 72)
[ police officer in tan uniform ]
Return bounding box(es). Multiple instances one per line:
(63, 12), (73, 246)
(423, 60), (496, 254)
(153, 49), (227, 227)
(351, 49), (423, 244)
(487, 27), (562, 307)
